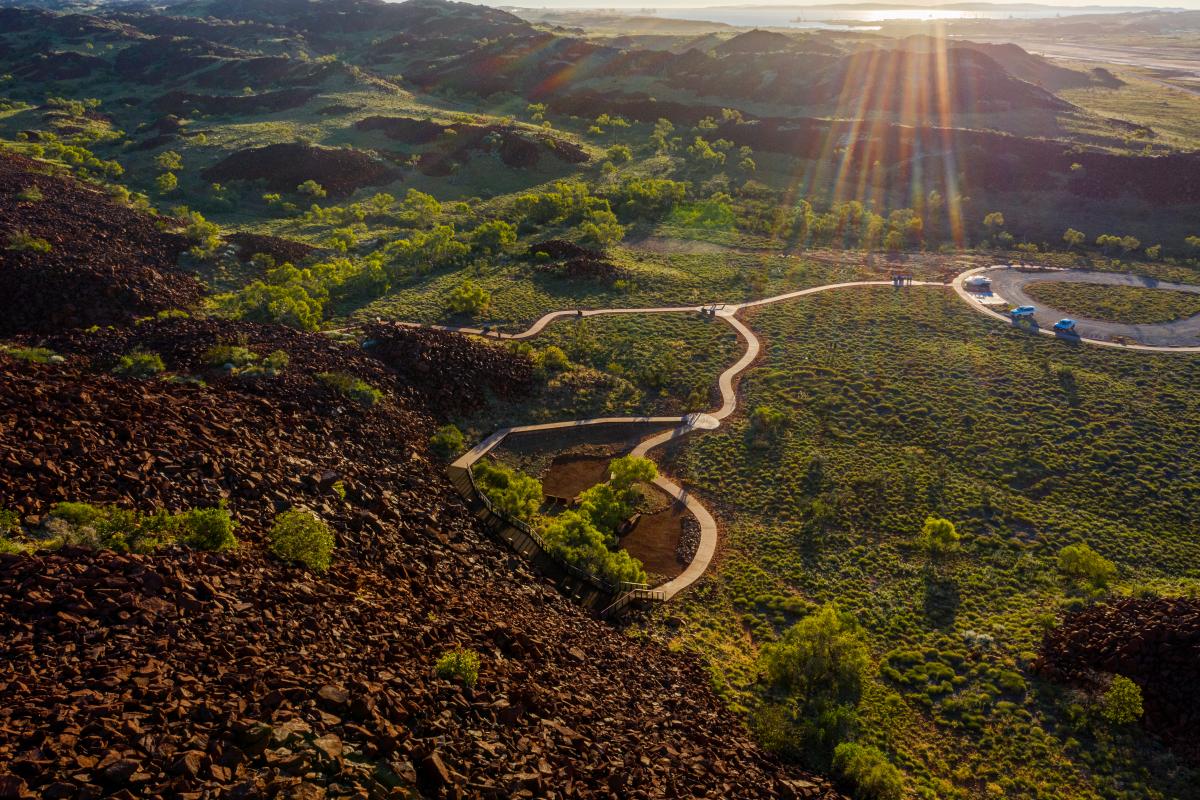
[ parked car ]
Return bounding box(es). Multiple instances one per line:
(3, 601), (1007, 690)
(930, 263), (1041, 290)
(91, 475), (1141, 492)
(1053, 318), (1077, 332)
(1010, 306), (1036, 318)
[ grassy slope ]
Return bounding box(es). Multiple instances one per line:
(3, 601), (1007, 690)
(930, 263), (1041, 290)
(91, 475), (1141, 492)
(657, 286), (1200, 799)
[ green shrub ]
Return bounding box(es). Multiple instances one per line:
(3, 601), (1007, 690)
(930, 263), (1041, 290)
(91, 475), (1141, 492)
(2, 345), (58, 363)
(317, 371), (382, 406)
(1058, 542), (1116, 591)
(0, 508), (19, 535)
(764, 604), (869, 701)
(540, 509), (647, 586)
(45, 502), (234, 553)
(916, 516), (961, 559)
(269, 508), (335, 572)
(430, 424), (465, 459)
(17, 185), (43, 202)
(445, 279), (491, 317)
(538, 345), (570, 373)
(1099, 675), (1143, 725)
(239, 349), (290, 378)
(472, 461), (542, 523)
(6, 230), (52, 253)
(435, 648), (481, 687)
(175, 506), (238, 552)
(749, 404), (788, 445)
(606, 143), (632, 164)
(113, 350), (165, 378)
(832, 743), (904, 800)
(204, 343), (259, 367)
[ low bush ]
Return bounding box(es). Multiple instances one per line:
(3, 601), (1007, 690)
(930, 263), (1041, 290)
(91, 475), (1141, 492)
(203, 343), (258, 368)
(1058, 542), (1116, 592)
(832, 743), (904, 800)
(435, 648), (481, 687)
(268, 508), (335, 572)
(317, 371), (382, 406)
(44, 502), (236, 554)
(430, 424), (465, 459)
(175, 506), (238, 552)
(5, 230), (52, 254)
(113, 350), (165, 378)
(1, 345), (58, 363)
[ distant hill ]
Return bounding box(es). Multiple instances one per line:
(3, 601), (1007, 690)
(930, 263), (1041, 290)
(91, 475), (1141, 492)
(894, 35), (1123, 91)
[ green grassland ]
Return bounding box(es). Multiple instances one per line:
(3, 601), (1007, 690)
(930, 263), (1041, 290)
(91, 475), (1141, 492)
(457, 311), (743, 437)
(1024, 281), (1200, 324)
(653, 286), (1200, 799)
(1059, 69), (1200, 153)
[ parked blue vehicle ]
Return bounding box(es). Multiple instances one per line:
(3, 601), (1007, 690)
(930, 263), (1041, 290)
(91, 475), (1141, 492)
(1053, 318), (1077, 332)
(1010, 305), (1036, 318)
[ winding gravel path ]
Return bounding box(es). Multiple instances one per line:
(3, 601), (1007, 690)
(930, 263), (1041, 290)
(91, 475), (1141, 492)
(449, 267), (1200, 603)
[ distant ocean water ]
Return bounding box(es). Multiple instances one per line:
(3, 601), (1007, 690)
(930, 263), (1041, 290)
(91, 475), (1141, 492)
(653, 5), (1150, 29)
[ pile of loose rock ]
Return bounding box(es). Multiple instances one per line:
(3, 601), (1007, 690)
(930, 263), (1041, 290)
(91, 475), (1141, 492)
(1036, 596), (1200, 763)
(0, 152), (201, 336)
(363, 323), (534, 416)
(676, 516), (701, 566)
(531, 240), (629, 283)
(200, 143), (397, 198)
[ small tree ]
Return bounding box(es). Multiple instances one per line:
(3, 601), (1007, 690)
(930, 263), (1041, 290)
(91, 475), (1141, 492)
(578, 208), (624, 248)
(608, 455), (657, 492)
(606, 144), (632, 164)
(155, 150), (183, 171)
(1062, 228), (1086, 250)
(1057, 542), (1116, 592)
(916, 515), (960, 560)
(470, 220), (517, 255)
(472, 461), (542, 523)
(155, 172), (178, 193)
(1099, 675), (1143, 726)
(445, 279), (491, 317)
(297, 179), (326, 198)
(650, 118), (675, 153)
(762, 604), (869, 705)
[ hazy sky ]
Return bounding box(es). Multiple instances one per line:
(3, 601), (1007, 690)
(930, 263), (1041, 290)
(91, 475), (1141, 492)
(490, 1), (1196, 10)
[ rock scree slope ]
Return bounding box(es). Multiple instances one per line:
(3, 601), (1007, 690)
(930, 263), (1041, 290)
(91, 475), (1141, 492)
(0, 152), (201, 336)
(0, 318), (841, 798)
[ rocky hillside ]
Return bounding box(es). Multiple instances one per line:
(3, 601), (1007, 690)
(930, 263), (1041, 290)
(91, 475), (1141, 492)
(0, 152), (201, 335)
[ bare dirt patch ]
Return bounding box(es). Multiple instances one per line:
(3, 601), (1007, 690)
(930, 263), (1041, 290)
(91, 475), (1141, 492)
(541, 453), (612, 500)
(621, 488), (691, 580)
